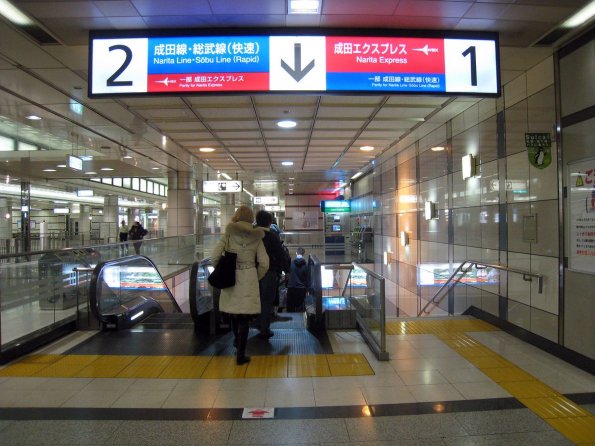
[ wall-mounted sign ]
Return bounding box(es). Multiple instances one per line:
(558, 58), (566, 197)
(254, 196), (278, 205)
(67, 155), (83, 171)
(203, 180), (242, 193)
(90, 30), (499, 97)
(568, 158), (595, 275)
(320, 200), (350, 213)
(525, 133), (552, 169)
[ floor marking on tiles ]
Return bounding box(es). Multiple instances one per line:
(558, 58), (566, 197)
(242, 407), (275, 419)
(0, 353), (373, 380)
(388, 319), (595, 445)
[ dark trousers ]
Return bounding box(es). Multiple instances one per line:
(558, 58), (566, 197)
(119, 233), (128, 253)
(287, 287), (307, 312)
(229, 314), (251, 361)
(259, 270), (277, 334)
(132, 241), (142, 254)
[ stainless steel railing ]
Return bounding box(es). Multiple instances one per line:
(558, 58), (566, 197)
(418, 260), (544, 317)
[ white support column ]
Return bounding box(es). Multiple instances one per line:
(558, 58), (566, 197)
(101, 195), (119, 243)
(167, 170), (195, 236)
(0, 198), (11, 240)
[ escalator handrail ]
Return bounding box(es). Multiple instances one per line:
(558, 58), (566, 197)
(89, 254), (181, 324)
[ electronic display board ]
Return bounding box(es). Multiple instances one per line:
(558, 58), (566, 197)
(320, 200), (350, 213)
(89, 30), (499, 97)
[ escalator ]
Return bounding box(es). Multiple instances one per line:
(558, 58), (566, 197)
(77, 254), (331, 358)
(90, 255), (184, 330)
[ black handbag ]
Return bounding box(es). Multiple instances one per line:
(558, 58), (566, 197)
(208, 236), (237, 289)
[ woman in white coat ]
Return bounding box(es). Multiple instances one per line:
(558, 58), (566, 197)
(211, 205), (269, 365)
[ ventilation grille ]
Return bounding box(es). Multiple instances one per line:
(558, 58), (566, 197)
(534, 28), (571, 46)
(21, 24), (60, 45)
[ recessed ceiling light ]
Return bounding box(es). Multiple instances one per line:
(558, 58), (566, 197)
(360, 146), (375, 151)
(25, 115), (42, 120)
(199, 147), (216, 152)
(282, 161), (294, 166)
(563, 0), (595, 27)
(277, 120), (297, 128)
(0, 0), (34, 25)
(42, 168), (56, 172)
(431, 146), (445, 152)
(100, 167), (114, 171)
(288, 0), (321, 14)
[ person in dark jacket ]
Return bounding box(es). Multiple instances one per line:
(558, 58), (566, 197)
(287, 247), (308, 312)
(128, 221), (147, 254)
(255, 210), (290, 339)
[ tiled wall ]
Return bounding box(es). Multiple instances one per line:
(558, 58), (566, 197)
(559, 34), (595, 360)
(352, 56), (563, 344)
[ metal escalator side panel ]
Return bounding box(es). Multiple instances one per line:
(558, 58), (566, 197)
(90, 255), (177, 330)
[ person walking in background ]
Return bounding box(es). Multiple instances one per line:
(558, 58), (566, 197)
(128, 221), (147, 255)
(119, 220), (128, 254)
(287, 247), (308, 312)
(255, 210), (290, 339)
(211, 205), (269, 365)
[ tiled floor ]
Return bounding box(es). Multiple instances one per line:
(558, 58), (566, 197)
(0, 317), (594, 445)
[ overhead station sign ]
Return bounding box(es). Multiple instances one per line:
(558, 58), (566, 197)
(89, 30), (499, 97)
(203, 180), (242, 193)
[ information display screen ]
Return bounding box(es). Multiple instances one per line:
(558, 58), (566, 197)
(103, 266), (166, 291)
(90, 30), (499, 97)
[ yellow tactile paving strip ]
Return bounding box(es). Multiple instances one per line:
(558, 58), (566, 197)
(0, 353), (373, 380)
(386, 319), (595, 445)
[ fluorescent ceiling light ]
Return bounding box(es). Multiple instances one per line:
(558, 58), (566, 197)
(151, 167), (159, 170)
(25, 115), (41, 120)
(563, 0), (595, 27)
(100, 167), (114, 171)
(277, 120), (297, 128)
(220, 172), (232, 180)
(288, 0), (321, 14)
(199, 147), (216, 152)
(0, 0), (34, 25)
(281, 161), (294, 166)
(351, 172), (363, 180)
(56, 164), (66, 168)
(42, 168), (56, 172)
(431, 146), (445, 152)
(360, 146), (374, 151)
(85, 171), (97, 175)
(123, 155), (133, 159)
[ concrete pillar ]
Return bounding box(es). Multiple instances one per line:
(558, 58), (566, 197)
(0, 198), (11, 240)
(167, 170), (195, 236)
(158, 205), (167, 237)
(101, 195), (119, 243)
(220, 193), (236, 231)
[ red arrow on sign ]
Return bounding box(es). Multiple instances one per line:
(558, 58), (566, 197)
(248, 409), (270, 417)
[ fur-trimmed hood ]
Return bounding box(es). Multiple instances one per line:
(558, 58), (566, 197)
(224, 221), (264, 247)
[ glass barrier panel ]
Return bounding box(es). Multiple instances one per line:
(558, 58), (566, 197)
(0, 234), (195, 351)
(93, 256), (178, 317)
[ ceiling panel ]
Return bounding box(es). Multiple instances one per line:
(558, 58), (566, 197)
(1, 0), (590, 197)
